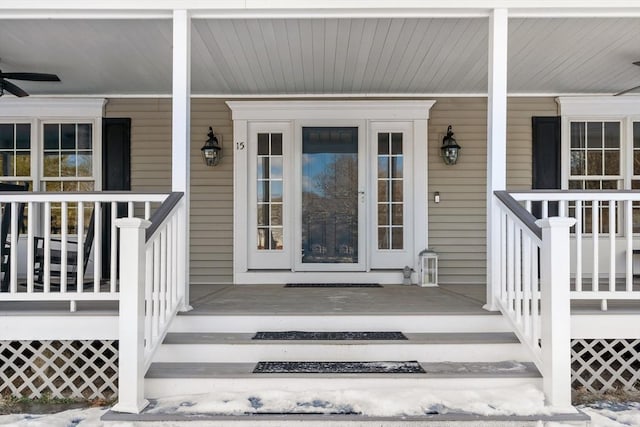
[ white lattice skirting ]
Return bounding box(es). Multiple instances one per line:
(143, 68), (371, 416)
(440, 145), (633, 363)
(0, 340), (118, 399)
(572, 339), (640, 393)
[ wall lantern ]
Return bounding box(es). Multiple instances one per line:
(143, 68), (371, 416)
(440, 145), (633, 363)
(441, 125), (461, 165)
(418, 248), (438, 287)
(201, 127), (222, 167)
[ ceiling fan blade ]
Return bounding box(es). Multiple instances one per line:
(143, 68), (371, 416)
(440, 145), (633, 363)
(1, 80), (29, 97)
(0, 72), (60, 82)
(615, 84), (640, 96)
(633, 61), (640, 67)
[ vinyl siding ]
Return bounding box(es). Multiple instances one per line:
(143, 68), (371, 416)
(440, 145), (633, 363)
(427, 97), (557, 285)
(104, 98), (234, 284)
(105, 96), (557, 285)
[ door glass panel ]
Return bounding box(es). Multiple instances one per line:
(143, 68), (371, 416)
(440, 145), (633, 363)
(377, 132), (404, 250)
(256, 133), (284, 251)
(302, 127), (358, 264)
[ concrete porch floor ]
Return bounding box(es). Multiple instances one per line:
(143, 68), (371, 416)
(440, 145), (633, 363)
(186, 283), (490, 316)
(0, 282), (637, 315)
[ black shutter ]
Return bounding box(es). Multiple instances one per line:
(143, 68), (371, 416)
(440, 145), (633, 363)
(531, 116), (561, 218)
(102, 118), (131, 278)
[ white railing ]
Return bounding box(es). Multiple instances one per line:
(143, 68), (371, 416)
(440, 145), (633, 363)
(511, 191), (640, 310)
(113, 192), (186, 414)
(0, 192), (168, 311)
(494, 191), (575, 409)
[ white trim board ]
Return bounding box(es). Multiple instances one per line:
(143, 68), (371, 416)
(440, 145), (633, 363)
(227, 101), (436, 121)
(0, 98), (106, 118)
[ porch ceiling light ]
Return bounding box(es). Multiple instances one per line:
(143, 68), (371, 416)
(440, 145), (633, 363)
(441, 125), (461, 165)
(201, 127), (222, 167)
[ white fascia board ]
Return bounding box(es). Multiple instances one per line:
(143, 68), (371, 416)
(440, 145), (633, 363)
(4, 2), (640, 19)
(556, 96), (640, 117)
(0, 98), (107, 118)
(6, 0), (640, 10)
(226, 100), (436, 121)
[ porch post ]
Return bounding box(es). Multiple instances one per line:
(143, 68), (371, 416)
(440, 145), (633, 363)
(485, 8), (508, 311)
(112, 218), (150, 414)
(172, 9), (192, 311)
(536, 217), (575, 410)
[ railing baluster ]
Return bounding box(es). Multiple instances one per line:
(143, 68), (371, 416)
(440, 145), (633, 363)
(9, 202), (18, 293)
(160, 229), (167, 324)
(128, 201), (134, 218)
(626, 200), (633, 292)
(44, 202), (51, 293)
(61, 202), (68, 293)
(111, 202), (118, 293)
(500, 212), (507, 301)
(26, 202), (34, 292)
(559, 199), (567, 217)
(609, 200), (616, 293)
(592, 200), (599, 292)
(507, 217), (515, 312)
(144, 244), (153, 354)
(532, 245), (540, 349)
(515, 228), (522, 323)
(575, 200), (582, 292)
(77, 202), (85, 292)
(93, 202), (102, 292)
(153, 239), (161, 340)
(167, 218), (174, 308)
(145, 202), (151, 220)
(522, 235), (532, 338)
(542, 200), (548, 219)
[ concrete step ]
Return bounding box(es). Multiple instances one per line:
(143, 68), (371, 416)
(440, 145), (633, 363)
(155, 332), (528, 363)
(103, 411), (590, 426)
(169, 313), (511, 334)
(144, 361), (542, 398)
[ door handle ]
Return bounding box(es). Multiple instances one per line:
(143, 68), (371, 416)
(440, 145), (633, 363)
(358, 190), (365, 202)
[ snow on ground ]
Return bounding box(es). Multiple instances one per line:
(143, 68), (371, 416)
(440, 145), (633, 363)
(0, 387), (638, 426)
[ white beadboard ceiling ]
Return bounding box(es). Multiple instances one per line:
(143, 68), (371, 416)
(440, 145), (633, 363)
(0, 17), (639, 96)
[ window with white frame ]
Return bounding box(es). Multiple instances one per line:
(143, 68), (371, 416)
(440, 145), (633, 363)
(0, 123), (32, 187)
(559, 97), (640, 235)
(568, 121), (621, 234)
(0, 99), (104, 234)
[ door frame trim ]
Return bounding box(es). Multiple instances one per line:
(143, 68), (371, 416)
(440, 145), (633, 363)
(228, 100), (435, 284)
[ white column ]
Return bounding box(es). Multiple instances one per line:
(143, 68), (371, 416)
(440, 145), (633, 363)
(172, 9), (192, 311)
(536, 217), (576, 410)
(485, 8), (509, 311)
(112, 218), (151, 414)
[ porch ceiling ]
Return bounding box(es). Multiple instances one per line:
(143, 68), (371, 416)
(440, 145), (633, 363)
(0, 17), (639, 96)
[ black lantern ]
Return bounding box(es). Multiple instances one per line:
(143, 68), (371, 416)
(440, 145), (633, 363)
(441, 125), (461, 165)
(201, 127), (222, 167)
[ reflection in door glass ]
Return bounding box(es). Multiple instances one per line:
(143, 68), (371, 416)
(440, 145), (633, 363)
(302, 127), (358, 264)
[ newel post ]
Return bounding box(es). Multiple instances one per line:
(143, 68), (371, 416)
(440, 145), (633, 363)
(536, 217), (576, 410)
(112, 218), (151, 414)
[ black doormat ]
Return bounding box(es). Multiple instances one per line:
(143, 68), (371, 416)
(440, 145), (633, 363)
(253, 361), (425, 374)
(252, 331), (407, 340)
(284, 283), (382, 288)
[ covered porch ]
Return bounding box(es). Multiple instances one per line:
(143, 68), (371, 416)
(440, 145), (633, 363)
(1, 0), (640, 418)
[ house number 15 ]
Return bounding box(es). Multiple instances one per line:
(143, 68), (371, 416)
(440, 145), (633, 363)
(236, 142), (245, 150)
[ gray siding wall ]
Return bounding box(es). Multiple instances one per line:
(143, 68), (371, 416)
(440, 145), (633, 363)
(428, 97), (558, 284)
(105, 97), (557, 285)
(105, 98), (234, 284)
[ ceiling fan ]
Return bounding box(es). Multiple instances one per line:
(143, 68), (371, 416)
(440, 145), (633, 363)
(0, 67), (61, 97)
(615, 61), (640, 96)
